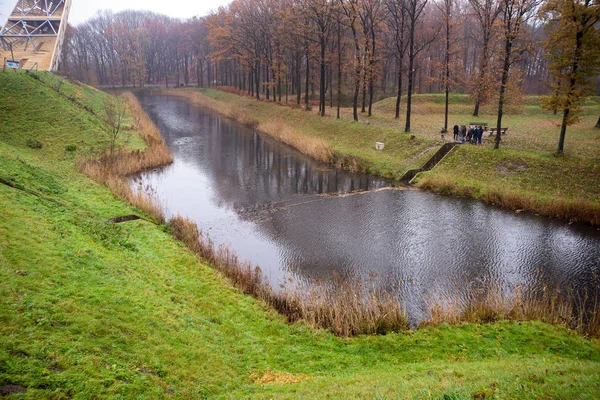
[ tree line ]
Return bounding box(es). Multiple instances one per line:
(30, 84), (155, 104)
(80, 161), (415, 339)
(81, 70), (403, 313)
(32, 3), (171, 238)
(62, 0), (600, 154)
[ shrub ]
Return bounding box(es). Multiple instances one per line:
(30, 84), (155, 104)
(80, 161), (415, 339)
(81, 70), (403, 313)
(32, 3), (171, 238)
(26, 138), (43, 149)
(65, 144), (77, 152)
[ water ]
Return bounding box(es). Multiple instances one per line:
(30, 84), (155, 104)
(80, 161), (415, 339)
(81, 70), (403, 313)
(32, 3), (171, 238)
(132, 94), (600, 319)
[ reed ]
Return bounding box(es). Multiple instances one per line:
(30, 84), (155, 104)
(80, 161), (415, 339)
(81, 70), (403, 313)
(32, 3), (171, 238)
(416, 174), (600, 226)
(168, 215), (409, 337)
(77, 92), (173, 223)
(423, 283), (600, 338)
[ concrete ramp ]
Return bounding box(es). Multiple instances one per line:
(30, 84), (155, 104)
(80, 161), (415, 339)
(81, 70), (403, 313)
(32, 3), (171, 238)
(0, 0), (72, 71)
(400, 142), (457, 183)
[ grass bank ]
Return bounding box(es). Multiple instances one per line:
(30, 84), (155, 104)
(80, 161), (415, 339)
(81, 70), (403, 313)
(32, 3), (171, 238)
(168, 87), (599, 225)
(2, 72), (600, 398)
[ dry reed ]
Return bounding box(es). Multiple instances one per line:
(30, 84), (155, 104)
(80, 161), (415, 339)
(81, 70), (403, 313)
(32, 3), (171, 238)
(424, 282), (600, 338)
(168, 215), (409, 337)
(77, 92), (173, 222)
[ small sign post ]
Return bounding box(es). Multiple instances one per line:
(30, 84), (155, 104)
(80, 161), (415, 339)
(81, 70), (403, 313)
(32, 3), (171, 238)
(7, 60), (19, 69)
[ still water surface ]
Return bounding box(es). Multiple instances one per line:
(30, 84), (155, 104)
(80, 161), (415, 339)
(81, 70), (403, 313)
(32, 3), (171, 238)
(133, 94), (600, 319)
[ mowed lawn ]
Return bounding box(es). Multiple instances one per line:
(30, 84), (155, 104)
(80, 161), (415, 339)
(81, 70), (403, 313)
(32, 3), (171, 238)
(1, 72), (600, 399)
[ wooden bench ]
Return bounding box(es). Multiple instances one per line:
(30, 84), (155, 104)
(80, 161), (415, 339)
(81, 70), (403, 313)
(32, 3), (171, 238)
(489, 127), (508, 135)
(469, 122), (489, 129)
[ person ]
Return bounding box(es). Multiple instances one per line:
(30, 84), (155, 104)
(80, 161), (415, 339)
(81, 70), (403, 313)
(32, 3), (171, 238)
(453, 124), (459, 141)
(466, 126), (472, 143)
(460, 125), (466, 143)
(478, 125), (484, 144)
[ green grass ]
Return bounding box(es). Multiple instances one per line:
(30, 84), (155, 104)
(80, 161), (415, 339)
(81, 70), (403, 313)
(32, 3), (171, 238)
(2, 72), (600, 398)
(371, 94), (600, 159)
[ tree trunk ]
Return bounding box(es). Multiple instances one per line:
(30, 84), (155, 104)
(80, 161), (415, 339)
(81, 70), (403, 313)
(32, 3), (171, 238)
(473, 33), (490, 117)
(255, 61), (260, 100)
(405, 18), (415, 133)
(368, 27), (376, 117)
(595, 116), (600, 128)
(305, 46), (310, 110)
(361, 70), (367, 113)
(495, 38), (512, 150)
(395, 66), (403, 119)
(557, 30), (583, 156)
(444, 2), (450, 132)
(297, 53), (302, 106)
(320, 35), (326, 116)
(337, 19), (342, 119)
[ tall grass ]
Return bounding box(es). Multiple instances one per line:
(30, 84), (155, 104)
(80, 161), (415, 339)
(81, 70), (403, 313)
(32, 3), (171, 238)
(168, 215), (409, 337)
(425, 283), (600, 338)
(77, 92), (173, 222)
(416, 174), (600, 226)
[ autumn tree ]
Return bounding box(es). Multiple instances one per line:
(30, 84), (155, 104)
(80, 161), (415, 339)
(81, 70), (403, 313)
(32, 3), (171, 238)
(469, 0), (502, 116)
(304, 0), (334, 116)
(339, 0), (364, 121)
(540, 0), (600, 155)
(438, 0), (456, 132)
(493, 0), (539, 149)
(385, 0), (409, 119)
(403, 0), (438, 132)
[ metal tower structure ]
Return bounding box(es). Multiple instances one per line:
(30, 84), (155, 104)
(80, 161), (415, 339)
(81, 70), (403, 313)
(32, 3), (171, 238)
(0, 0), (73, 71)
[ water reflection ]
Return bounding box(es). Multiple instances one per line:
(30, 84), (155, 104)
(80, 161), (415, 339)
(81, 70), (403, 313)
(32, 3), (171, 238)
(132, 94), (600, 320)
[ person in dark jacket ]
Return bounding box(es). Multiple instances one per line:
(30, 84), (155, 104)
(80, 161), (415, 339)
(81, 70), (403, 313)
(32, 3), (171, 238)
(478, 125), (484, 144)
(453, 124), (459, 141)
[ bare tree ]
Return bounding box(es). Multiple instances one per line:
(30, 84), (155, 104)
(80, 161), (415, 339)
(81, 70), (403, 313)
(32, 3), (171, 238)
(103, 96), (126, 156)
(386, 0), (409, 119)
(494, 0), (540, 149)
(469, 0), (502, 117)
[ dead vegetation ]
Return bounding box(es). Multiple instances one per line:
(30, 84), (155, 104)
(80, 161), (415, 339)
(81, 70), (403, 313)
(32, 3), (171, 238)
(424, 283), (600, 338)
(250, 370), (312, 386)
(77, 92), (173, 222)
(168, 215), (408, 337)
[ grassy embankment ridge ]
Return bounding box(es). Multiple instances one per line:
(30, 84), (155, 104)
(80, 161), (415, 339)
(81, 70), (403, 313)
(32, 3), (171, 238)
(1, 71), (600, 398)
(164, 87), (600, 225)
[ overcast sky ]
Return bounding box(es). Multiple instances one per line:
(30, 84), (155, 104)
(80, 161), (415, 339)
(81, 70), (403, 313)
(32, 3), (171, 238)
(1, 0), (232, 27)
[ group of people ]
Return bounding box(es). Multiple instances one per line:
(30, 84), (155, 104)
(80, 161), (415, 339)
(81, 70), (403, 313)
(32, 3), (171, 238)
(453, 124), (484, 144)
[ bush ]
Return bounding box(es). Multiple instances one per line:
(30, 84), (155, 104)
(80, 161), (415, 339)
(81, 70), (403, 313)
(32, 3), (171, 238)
(65, 144), (77, 152)
(26, 138), (43, 149)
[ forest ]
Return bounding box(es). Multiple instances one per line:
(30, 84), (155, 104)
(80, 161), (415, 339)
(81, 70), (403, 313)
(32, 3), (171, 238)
(62, 0), (600, 152)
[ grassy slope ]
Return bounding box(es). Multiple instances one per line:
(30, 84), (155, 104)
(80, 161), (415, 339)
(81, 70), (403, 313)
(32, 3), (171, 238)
(370, 94), (600, 207)
(1, 72), (600, 399)
(191, 89), (599, 221)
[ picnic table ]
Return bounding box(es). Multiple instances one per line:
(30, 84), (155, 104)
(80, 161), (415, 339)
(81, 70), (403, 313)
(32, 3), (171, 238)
(469, 122), (489, 129)
(489, 127), (509, 135)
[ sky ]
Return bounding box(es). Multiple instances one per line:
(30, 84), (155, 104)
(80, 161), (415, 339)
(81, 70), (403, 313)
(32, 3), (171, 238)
(1, 0), (233, 27)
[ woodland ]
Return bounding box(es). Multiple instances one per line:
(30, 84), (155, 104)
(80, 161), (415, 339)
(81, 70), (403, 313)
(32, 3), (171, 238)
(63, 0), (600, 153)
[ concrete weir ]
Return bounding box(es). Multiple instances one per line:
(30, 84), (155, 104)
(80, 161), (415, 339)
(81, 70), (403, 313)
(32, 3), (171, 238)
(0, 0), (72, 71)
